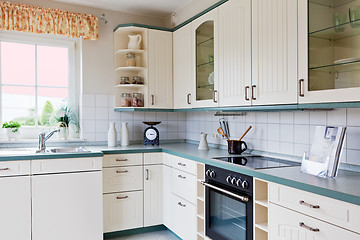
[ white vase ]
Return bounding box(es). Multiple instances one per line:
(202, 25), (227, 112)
(198, 132), (209, 151)
(121, 122), (130, 146)
(108, 122), (117, 147)
(6, 128), (18, 141)
(58, 127), (68, 140)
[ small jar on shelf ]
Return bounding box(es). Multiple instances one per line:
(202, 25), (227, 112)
(126, 53), (136, 67)
(121, 93), (132, 107)
(132, 93), (144, 107)
(132, 76), (143, 84)
(120, 76), (130, 84)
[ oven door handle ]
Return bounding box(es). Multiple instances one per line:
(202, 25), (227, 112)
(201, 181), (249, 203)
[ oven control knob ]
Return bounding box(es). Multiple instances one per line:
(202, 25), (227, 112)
(209, 170), (216, 178)
(206, 170), (211, 177)
(231, 177), (237, 185)
(236, 178), (243, 187)
(226, 176), (232, 183)
(242, 180), (249, 189)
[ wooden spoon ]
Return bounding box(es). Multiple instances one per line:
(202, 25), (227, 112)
(217, 127), (230, 141)
(239, 126), (252, 141)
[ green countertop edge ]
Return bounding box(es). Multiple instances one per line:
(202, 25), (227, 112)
(0, 152), (104, 161)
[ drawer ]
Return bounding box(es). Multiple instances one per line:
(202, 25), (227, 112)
(269, 203), (360, 240)
(171, 194), (196, 240)
(171, 155), (196, 175)
(144, 152), (163, 165)
(103, 154), (143, 167)
(0, 161), (30, 177)
(103, 191), (143, 233)
(269, 182), (360, 234)
(32, 158), (101, 174)
(103, 166), (143, 193)
(171, 168), (196, 204)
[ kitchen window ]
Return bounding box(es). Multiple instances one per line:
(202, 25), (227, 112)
(0, 32), (79, 137)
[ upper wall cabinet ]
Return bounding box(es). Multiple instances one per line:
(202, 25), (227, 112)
(298, 0), (360, 104)
(191, 9), (219, 108)
(218, 0), (252, 107)
(252, 0), (298, 105)
(148, 30), (173, 109)
(173, 24), (193, 109)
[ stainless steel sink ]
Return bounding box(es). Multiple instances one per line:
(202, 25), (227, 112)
(47, 147), (90, 153)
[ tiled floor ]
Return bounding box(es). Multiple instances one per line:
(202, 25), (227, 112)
(111, 230), (179, 240)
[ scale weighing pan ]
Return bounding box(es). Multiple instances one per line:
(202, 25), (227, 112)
(143, 121), (161, 126)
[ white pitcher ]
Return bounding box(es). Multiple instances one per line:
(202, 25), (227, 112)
(128, 34), (142, 49)
(108, 122), (117, 147)
(121, 122), (130, 146)
(198, 132), (209, 151)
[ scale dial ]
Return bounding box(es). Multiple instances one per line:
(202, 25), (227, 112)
(145, 128), (157, 140)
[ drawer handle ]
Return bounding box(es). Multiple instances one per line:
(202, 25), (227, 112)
(116, 196), (128, 200)
(178, 174), (186, 179)
(178, 202), (186, 207)
(299, 222), (319, 232)
(116, 159), (128, 162)
(116, 170), (128, 174)
(146, 169), (149, 180)
(299, 200), (320, 209)
(0, 168), (10, 171)
(177, 162), (186, 167)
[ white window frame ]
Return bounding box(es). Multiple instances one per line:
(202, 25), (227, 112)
(0, 30), (81, 139)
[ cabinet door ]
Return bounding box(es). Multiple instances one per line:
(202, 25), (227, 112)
(163, 165), (173, 230)
(269, 203), (360, 240)
(144, 165), (163, 227)
(218, 0), (252, 107)
(32, 172), (103, 240)
(252, 0), (298, 105)
(0, 176), (31, 240)
(192, 8), (219, 108)
(148, 29), (173, 109)
(173, 24), (193, 109)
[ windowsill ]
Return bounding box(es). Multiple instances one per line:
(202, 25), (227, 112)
(0, 138), (86, 148)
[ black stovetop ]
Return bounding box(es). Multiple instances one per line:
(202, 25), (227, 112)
(212, 155), (300, 170)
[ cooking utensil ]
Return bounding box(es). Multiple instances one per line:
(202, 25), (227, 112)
(219, 118), (230, 138)
(217, 127), (230, 141)
(239, 126), (252, 141)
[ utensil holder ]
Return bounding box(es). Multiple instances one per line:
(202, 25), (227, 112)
(227, 140), (247, 154)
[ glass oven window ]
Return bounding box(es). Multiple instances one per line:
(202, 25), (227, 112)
(209, 189), (247, 240)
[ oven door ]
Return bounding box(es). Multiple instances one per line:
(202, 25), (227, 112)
(203, 181), (253, 240)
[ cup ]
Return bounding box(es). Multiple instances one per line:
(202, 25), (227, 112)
(349, 6), (360, 28)
(333, 12), (347, 32)
(227, 140), (247, 154)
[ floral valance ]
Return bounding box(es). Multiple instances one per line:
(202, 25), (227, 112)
(0, 1), (98, 40)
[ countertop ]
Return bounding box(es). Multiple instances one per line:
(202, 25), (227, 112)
(0, 143), (360, 206)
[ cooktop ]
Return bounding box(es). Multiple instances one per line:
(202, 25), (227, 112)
(212, 155), (301, 170)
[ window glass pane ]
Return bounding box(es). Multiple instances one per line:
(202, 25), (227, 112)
(1, 42), (35, 85)
(2, 86), (36, 126)
(37, 45), (68, 87)
(37, 87), (68, 126)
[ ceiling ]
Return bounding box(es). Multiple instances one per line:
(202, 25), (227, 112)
(52, 0), (193, 18)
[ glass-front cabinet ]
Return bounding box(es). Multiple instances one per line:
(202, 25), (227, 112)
(192, 9), (219, 107)
(299, 0), (360, 103)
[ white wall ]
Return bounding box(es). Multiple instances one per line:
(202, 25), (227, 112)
(6, 0), (167, 95)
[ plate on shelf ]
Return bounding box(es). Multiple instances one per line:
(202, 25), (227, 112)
(334, 57), (360, 64)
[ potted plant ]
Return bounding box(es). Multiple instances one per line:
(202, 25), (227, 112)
(2, 121), (21, 141)
(54, 106), (79, 140)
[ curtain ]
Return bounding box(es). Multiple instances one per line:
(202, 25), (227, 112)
(0, 1), (98, 40)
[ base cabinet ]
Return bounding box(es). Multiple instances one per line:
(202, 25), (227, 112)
(269, 203), (360, 240)
(0, 176), (31, 240)
(144, 165), (163, 227)
(163, 164), (173, 229)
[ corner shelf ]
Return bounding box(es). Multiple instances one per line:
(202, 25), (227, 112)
(196, 163), (206, 240)
(309, 19), (360, 41)
(254, 178), (269, 240)
(115, 49), (146, 55)
(255, 222), (269, 233)
(115, 66), (146, 72)
(115, 84), (145, 88)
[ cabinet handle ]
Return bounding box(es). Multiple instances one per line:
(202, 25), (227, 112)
(245, 86), (250, 101)
(151, 95), (155, 105)
(299, 222), (319, 232)
(0, 168), (10, 171)
(146, 169), (149, 180)
(251, 85), (257, 100)
(213, 90), (218, 103)
(177, 162), (186, 167)
(187, 94), (191, 105)
(299, 79), (305, 97)
(116, 196), (128, 200)
(116, 170), (128, 174)
(116, 159), (128, 162)
(299, 200), (320, 209)
(177, 174), (186, 179)
(178, 202), (186, 207)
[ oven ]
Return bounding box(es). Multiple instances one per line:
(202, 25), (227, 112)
(202, 165), (253, 240)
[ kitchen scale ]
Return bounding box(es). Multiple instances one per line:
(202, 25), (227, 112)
(143, 122), (161, 146)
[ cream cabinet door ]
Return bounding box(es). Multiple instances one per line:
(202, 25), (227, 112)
(269, 203), (360, 240)
(173, 24), (193, 109)
(218, 0), (252, 107)
(144, 165), (163, 227)
(148, 29), (173, 109)
(0, 176), (31, 240)
(252, 0), (298, 105)
(163, 165), (173, 230)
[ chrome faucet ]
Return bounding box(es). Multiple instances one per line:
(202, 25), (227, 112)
(38, 129), (60, 152)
